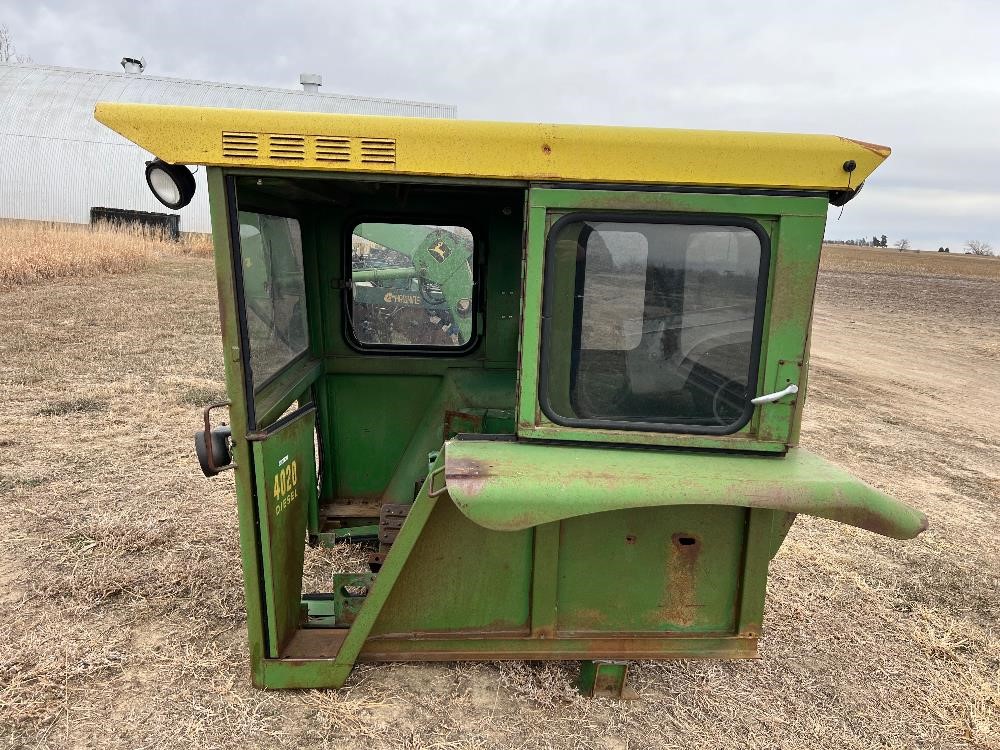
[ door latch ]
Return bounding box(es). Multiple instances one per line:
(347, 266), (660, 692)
(751, 383), (799, 405)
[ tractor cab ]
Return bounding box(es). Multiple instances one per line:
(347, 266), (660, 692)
(97, 103), (927, 694)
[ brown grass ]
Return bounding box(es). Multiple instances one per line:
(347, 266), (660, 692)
(822, 242), (1000, 280)
(0, 220), (212, 290)
(0, 249), (997, 748)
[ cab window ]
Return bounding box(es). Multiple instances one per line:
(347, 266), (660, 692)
(346, 222), (476, 351)
(540, 215), (768, 433)
(237, 211), (309, 389)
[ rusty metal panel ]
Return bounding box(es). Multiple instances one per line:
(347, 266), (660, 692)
(556, 506), (747, 633)
(443, 438), (928, 539)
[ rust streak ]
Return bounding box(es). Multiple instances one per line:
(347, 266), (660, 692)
(842, 137), (892, 158)
(444, 457), (492, 497)
(660, 533), (702, 627)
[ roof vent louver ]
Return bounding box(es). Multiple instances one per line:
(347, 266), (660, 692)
(360, 138), (396, 165)
(315, 136), (351, 162)
(221, 133), (396, 166)
(268, 134), (306, 160)
(222, 132), (259, 159)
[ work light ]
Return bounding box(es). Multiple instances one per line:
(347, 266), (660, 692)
(145, 159), (196, 210)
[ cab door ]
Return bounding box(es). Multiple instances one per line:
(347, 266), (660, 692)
(219, 193), (322, 660)
(516, 187), (829, 452)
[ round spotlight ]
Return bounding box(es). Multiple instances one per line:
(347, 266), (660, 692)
(145, 159), (196, 210)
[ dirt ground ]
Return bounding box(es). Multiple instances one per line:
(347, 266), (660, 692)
(1, 251), (997, 749)
(821, 242), (1000, 280)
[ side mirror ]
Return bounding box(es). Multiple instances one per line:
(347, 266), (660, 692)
(195, 401), (235, 477)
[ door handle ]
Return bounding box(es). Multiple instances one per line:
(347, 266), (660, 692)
(751, 383), (799, 405)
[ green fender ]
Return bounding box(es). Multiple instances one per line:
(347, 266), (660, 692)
(442, 439), (928, 540)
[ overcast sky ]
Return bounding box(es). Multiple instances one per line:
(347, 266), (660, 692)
(3, 0), (998, 251)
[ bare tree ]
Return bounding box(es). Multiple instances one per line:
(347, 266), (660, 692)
(0, 24), (31, 63)
(894, 238), (911, 251)
(964, 240), (995, 257)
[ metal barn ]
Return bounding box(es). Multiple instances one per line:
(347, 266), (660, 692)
(0, 63), (455, 233)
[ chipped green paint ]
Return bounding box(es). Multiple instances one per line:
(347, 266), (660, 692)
(443, 439), (928, 539)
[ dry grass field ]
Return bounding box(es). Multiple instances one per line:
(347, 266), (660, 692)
(0, 220), (211, 290)
(822, 242), (1000, 280)
(0, 232), (997, 748)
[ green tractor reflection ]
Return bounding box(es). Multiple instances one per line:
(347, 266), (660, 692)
(350, 223), (474, 348)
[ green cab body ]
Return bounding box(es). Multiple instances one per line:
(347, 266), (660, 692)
(94, 102), (926, 689)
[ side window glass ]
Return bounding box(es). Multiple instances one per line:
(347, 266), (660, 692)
(578, 229), (648, 350)
(348, 222), (475, 350)
(238, 212), (309, 388)
(542, 217), (766, 432)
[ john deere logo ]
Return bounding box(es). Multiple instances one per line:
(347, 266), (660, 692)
(428, 241), (451, 263)
(383, 291), (422, 305)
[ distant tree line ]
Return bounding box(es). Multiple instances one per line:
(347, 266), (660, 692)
(825, 236), (997, 257)
(964, 240), (995, 256)
(826, 234), (889, 247)
(935, 241), (997, 256)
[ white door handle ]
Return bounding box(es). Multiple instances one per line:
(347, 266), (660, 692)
(751, 383), (799, 405)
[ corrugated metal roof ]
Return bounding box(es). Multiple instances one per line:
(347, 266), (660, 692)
(0, 63), (455, 232)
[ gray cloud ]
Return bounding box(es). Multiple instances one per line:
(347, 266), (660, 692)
(3, 0), (998, 249)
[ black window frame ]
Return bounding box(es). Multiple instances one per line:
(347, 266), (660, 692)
(538, 211), (772, 435)
(341, 213), (484, 356)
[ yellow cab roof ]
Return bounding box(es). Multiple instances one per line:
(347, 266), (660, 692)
(95, 102), (889, 191)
